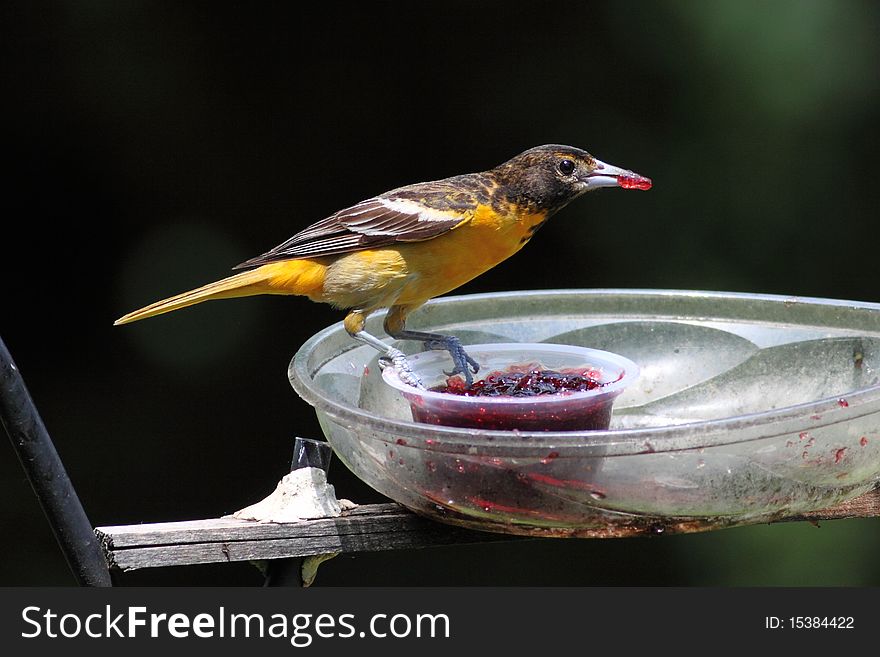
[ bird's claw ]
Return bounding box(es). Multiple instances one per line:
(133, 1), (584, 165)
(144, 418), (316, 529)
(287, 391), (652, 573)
(435, 339), (480, 386)
(378, 348), (424, 389)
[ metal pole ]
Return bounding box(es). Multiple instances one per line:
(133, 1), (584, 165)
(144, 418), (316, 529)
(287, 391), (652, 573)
(0, 336), (112, 587)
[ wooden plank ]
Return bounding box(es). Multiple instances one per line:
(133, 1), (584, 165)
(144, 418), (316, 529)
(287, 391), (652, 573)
(99, 504), (415, 548)
(96, 503), (517, 572)
(97, 489), (880, 572)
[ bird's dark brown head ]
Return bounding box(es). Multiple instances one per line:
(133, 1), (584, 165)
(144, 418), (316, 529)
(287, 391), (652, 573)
(490, 144), (651, 214)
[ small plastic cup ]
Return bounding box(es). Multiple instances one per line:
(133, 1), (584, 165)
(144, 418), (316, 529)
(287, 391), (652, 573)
(382, 343), (639, 431)
(290, 436), (333, 472)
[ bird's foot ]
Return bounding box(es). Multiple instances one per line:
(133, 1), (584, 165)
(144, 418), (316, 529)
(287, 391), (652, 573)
(424, 336), (480, 386)
(378, 347), (425, 389)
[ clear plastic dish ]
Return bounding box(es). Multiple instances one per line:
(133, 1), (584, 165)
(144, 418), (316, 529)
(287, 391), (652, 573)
(289, 289), (880, 537)
(381, 343), (639, 431)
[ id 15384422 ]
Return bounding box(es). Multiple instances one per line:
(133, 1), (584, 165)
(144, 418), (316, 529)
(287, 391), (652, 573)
(765, 617), (854, 630)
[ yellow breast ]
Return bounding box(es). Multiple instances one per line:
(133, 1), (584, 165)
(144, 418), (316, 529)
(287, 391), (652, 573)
(317, 203), (548, 311)
(392, 203), (547, 305)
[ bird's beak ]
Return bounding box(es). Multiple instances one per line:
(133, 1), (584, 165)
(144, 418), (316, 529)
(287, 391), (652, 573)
(582, 158), (652, 191)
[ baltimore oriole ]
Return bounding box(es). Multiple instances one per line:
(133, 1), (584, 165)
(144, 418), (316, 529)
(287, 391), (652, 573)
(115, 144), (651, 386)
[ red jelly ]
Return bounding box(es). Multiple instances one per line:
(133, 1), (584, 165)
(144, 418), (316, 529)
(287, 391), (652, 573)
(432, 367), (606, 397)
(409, 365), (622, 431)
(382, 344), (640, 433)
(617, 174), (652, 190)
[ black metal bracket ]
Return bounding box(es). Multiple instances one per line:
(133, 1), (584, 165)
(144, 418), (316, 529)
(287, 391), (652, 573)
(0, 336), (112, 587)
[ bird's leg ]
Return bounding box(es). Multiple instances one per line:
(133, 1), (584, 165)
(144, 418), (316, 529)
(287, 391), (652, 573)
(344, 310), (424, 389)
(384, 306), (480, 386)
(351, 330), (425, 389)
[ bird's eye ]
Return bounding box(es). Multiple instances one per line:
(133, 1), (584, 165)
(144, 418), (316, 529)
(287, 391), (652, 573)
(558, 159), (575, 176)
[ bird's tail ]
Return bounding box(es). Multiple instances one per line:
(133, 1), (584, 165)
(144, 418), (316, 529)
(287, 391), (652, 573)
(114, 260), (327, 325)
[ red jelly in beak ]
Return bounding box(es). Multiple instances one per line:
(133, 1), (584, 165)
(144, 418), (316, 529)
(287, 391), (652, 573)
(617, 174), (652, 190)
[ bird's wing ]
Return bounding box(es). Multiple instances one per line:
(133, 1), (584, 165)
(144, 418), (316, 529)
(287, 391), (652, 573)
(234, 178), (484, 268)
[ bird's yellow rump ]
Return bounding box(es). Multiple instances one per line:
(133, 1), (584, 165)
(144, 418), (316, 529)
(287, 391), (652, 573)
(116, 144), (651, 385)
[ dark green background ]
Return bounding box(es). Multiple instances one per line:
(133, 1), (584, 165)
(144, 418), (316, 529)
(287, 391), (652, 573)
(3, 1), (879, 585)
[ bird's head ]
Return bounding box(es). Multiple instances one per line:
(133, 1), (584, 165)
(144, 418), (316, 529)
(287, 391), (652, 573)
(491, 144), (651, 214)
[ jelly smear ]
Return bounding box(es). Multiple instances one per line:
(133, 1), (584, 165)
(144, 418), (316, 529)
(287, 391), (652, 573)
(617, 174), (652, 190)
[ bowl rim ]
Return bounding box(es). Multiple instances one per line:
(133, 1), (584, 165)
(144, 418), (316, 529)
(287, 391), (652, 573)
(290, 288), (880, 455)
(381, 342), (639, 406)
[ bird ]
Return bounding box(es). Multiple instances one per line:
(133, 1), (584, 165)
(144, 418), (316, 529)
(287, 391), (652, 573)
(115, 144), (651, 387)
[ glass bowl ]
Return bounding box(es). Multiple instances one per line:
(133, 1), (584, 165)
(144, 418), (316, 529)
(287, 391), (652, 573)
(289, 289), (880, 537)
(381, 343), (639, 431)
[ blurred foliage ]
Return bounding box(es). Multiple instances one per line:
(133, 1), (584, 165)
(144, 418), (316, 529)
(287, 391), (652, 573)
(2, 0), (878, 585)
